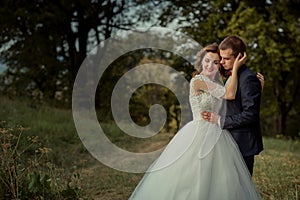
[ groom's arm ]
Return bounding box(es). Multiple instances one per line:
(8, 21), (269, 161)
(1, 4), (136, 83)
(220, 74), (261, 129)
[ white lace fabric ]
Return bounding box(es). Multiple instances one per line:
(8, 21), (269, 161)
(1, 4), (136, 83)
(129, 74), (261, 200)
(189, 74), (225, 121)
(188, 74), (226, 159)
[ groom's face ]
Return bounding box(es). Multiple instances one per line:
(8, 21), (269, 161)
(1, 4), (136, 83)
(220, 48), (235, 71)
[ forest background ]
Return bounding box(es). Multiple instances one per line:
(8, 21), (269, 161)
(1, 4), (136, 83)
(0, 0), (299, 199)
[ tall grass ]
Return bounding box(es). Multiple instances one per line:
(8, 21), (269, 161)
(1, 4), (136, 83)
(0, 94), (299, 199)
(82, 136), (300, 200)
(0, 96), (86, 167)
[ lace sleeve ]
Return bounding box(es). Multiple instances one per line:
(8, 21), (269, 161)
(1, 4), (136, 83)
(191, 75), (225, 99)
(210, 83), (225, 99)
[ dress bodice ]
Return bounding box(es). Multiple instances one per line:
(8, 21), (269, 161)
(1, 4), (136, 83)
(189, 74), (225, 121)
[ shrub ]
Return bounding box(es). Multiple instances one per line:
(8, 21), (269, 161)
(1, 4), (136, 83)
(0, 121), (86, 199)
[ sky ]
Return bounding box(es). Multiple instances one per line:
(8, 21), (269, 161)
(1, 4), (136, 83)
(0, 63), (7, 74)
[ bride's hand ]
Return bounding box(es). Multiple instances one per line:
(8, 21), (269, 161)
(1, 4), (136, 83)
(232, 52), (247, 72)
(256, 72), (264, 90)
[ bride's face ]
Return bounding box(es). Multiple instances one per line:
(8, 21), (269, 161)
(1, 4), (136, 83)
(201, 52), (220, 79)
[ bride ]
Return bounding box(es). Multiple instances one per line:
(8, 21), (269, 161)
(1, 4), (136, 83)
(129, 44), (261, 200)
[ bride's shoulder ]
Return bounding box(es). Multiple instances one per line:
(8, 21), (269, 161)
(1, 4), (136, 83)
(191, 74), (209, 82)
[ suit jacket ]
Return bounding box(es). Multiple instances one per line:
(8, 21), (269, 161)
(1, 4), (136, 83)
(220, 65), (263, 157)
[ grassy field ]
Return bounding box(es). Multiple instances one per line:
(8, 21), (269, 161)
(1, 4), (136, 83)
(0, 95), (299, 199)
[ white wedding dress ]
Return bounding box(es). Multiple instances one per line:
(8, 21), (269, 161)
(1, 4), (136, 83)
(129, 74), (261, 200)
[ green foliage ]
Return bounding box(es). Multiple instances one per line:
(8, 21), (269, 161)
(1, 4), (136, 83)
(0, 0), (152, 101)
(0, 93), (299, 199)
(28, 172), (51, 196)
(216, 1), (300, 136)
(0, 0), (299, 138)
(158, 0), (300, 137)
(0, 121), (87, 199)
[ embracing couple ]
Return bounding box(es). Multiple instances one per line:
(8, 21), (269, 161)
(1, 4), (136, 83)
(129, 35), (264, 200)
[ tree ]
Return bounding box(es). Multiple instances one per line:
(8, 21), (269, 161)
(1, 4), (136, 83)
(1, 0), (299, 136)
(0, 0), (159, 100)
(157, 0), (300, 137)
(219, 1), (300, 137)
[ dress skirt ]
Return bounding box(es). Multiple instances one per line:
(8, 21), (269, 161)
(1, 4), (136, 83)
(129, 120), (261, 200)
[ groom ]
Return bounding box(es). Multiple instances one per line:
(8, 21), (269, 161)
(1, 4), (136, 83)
(202, 35), (263, 176)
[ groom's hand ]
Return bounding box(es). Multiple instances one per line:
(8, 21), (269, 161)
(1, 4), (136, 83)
(201, 111), (220, 125)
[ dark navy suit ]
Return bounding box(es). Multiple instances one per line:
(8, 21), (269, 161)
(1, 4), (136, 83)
(220, 65), (263, 174)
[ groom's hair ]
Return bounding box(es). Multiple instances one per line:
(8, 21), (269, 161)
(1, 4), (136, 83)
(219, 35), (246, 58)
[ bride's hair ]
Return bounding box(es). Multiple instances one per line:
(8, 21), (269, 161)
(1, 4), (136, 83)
(193, 43), (223, 82)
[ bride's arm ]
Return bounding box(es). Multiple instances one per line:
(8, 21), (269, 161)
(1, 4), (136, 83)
(192, 53), (247, 100)
(222, 52), (246, 99)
